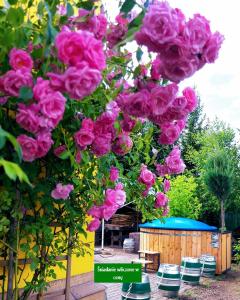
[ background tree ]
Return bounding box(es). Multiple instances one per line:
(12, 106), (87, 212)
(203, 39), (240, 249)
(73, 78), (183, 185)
(204, 150), (234, 232)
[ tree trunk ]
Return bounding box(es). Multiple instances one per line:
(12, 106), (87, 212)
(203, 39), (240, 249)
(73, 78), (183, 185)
(220, 199), (225, 232)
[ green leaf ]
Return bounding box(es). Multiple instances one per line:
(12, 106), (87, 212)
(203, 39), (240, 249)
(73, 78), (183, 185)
(0, 159), (32, 186)
(120, 0), (136, 15)
(0, 134), (6, 150)
(136, 47), (143, 62)
(76, 1), (94, 11)
(19, 86), (33, 101)
(67, 3), (74, 17)
(0, 127), (22, 161)
(59, 151), (71, 160)
(128, 11), (145, 29)
(8, 0), (18, 4)
(6, 7), (24, 27)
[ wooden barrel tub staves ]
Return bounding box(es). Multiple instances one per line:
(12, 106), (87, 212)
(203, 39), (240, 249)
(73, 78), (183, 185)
(123, 238), (135, 253)
(180, 257), (201, 285)
(157, 264), (180, 298)
(121, 273), (151, 300)
(200, 254), (216, 277)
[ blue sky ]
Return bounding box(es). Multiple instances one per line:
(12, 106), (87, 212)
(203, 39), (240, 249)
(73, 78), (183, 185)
(103, 0), (240, 130)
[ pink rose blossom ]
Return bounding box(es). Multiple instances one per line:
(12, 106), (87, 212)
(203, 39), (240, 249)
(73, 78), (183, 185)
(159, 122), (181, 145)
(94, 112), (116, 138)
(82, 118), (95, 131)
(54, 145), (67, 157)
(106, 101), (120, 119)
(88, 205), (103, 219)
(155, 192), (169, 208)
(55, 30), (106, 70)
(163, 206), (169, 216)
(202, 31), (224, 63)
(16, 103), (41, 134)
(183, 87), (198, 113)
(1, 69), (33, 97)
(156, 164), (169, 177)
(0, 96), (9, 105)
(184, 14), (211, 54)
(115, 188), (126, 206)
(165, 146), (186, 174)
(110, 166), (119, 182)
(112, 133), (133, 156)
(75, 150), (82, 163)
(74, 128), (95, 148)
(87, 218), (101, 232)
(33, 78), (53, 101)
(135, 1), (182, 51)
(39, 92), (66, 127)
(151, 57), (162, 81)
(107, 15), (128, 49)
(163, 179), (171, 193)
(17, 134), (38, 162)
(47, 72), (65, 92)
(36, 132), (53, 158)
(9, 48), (33, 71)
(120, 114), (136, 132)
(151, 83), (178, 115)
(138, 165), (156, 188)
(74, 9), (107, 40)
(102, 204), (118, 221)
(51, 183), (74, 200)
(91, 133), (112, 157)
(63, 64), (102, 100)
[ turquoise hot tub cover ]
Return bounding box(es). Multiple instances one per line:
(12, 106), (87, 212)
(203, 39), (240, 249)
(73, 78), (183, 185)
(139, 217), (217, 231)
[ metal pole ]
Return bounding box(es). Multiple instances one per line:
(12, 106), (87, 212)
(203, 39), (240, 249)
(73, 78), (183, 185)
(101, 218), (105, 251)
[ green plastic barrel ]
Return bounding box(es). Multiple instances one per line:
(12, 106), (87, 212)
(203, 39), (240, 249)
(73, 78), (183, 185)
(200, 254), (216, 277)
(121, 273), (151, 300)
(157, 264), (180, 298)
(180, 257), (201, 285)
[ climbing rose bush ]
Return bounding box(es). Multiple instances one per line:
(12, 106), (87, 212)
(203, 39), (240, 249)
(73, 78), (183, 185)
(0, 0), (223, 294)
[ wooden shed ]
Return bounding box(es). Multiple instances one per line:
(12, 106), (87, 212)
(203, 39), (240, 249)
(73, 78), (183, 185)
(139, 217), (232, 274)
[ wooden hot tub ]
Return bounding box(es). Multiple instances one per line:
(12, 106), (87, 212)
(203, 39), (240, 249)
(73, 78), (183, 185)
(139, 217), (231, 274)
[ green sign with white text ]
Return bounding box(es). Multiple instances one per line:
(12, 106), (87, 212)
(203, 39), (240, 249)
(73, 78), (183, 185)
(94, 263), (142, 283)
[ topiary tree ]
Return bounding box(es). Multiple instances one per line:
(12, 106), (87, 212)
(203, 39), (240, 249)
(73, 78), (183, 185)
(204, 150), (234, 232)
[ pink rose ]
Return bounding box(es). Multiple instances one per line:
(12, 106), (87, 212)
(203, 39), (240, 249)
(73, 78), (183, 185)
(74, 10), (107, 40)
(51, 183), (74, 200)
(75, 150), (82, 163)
(17, 134), (38, 162)
(135, 2), (182, 51)
(91, 133), (112, 157)
(165, 146), (186, 174)
(159, 122), (181, 145)
(163, 206), (169, 216)
(33, 77), (53, 101)
(120, 114), (136, 133)
(155, 192), (169, 208)
(102, 204), (118, 221)
(88, 205), (103, 219)
(171, 96), (188, 112)
(202, 31), (224, 63)
(55, 30), (106, 70)
(115, 188), (126, 206)
(16, 103), (41, 134)
(107, 19), (128, 49)
(94, 112), (116, 138)
(74, 128), (95, 148)
(151, 57), (162, 81)
(184, 14), (211, 54)
(87, 218), (101, 232)
(183, 87), (198, 113)
(39, 91), (66, 128)
(112, 133), (133, 156)
(57, 4), (67, 16)
(2, 68), (33, 97)
(63, 64), (102, 100)
(117, 90), (151, 118)
(156, 57), (198, 83)
(9, 48), (33, 71)
(47, 72), (65, 92)
(151, 83), (178, 115)
(0, 96), (8, 105)
(110, 166), (119, 182)
(138, 165), (156, 188)
(36, 132), (53, 158)
(163, 179), (171, 193)
(104, 189), (117, 206)
(106, 101), (120, 120)
(156, 164), (169, 177)
(81, 118), (95, 131)
(54, 145), (67, 157)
